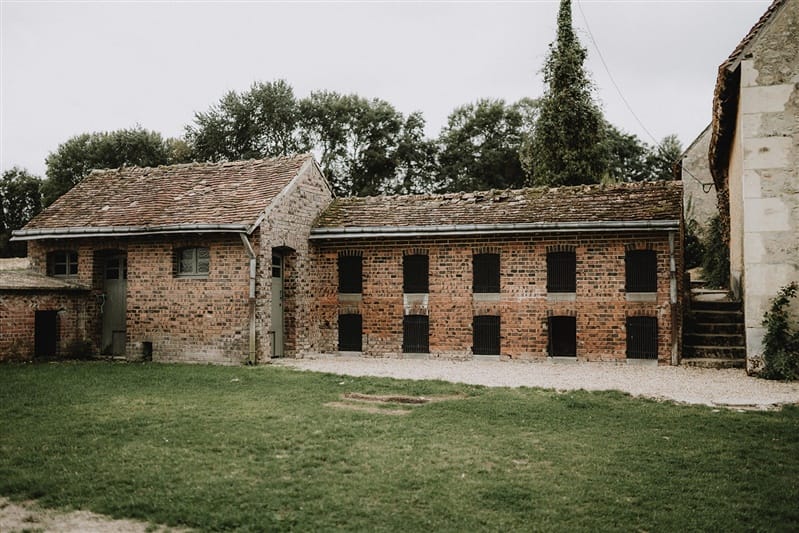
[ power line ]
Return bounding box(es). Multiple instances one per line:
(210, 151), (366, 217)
(575, 0), (714, 193)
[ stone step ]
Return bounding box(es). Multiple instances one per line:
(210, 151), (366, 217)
(691, 299), (741, 312)
(683, 345), (747, 359)
(691, 322), (745, 335)
(684, 333), (745, 347)
(681, 357), (746, 369)
(691, 309), (744, 324)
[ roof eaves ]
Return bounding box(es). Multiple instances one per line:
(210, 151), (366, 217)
(309, 220), (680, 240)
(11, 223), (249, 241)
(246, 154), (318, 234)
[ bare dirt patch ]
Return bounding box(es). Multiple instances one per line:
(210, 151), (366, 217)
(324, 401), (411, 415)
(342, 392), (465, 404)
(0, 497), (187, 533)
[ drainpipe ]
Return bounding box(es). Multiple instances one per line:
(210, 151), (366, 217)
(240, 233), (257, 364)
(669, 232), (679, 366)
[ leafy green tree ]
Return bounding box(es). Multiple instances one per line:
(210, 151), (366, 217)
(383, 112), (438, 195)
(644, 134), (683, 181)
(42, 126), (171, 205)
(185, 80), (305, 162)
(525, 0), (606, 187)
(0, 167), (43, 257)
(601, 124), (649, 183)
(437, 99), (529, 192)
(299, 91), (405, 196)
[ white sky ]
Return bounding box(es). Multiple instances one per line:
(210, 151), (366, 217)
(0, 0), (772, 178)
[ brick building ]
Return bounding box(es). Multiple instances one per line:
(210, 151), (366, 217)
(311, 182), (683, 364)
(5, 154), (683, 365)
(6, 154), (333, 363)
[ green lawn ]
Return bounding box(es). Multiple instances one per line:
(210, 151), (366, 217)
(1, 362), (797, 532)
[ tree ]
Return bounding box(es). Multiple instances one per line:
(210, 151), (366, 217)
(42, 126), (172, 205)
(525, 0), (606, 187)
(644, 134), (683, 181)
(299, 91), (406, 196)
(437, 99), (529, 193)
(0, 167), (43, 257)
(382, 112), (438, 195)
(601, 124), (649, 183)
(185, 80), (305, 162)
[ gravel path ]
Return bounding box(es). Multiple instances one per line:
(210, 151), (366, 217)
(278, 357), (799, 410)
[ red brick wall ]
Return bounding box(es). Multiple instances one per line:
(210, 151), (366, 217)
(0, 291), (91, 361)
(311, 232), (682, 364)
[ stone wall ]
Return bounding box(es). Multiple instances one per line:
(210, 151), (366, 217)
(311, 232), (681, 364)
(734, 0), (799, 370)
(682, 125), (719, 234)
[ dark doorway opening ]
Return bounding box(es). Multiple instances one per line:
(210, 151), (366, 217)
(548, 316), (577, 357)
(34, 310), (59, 358)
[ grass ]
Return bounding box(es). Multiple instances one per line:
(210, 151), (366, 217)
(1, 361), (798, 532)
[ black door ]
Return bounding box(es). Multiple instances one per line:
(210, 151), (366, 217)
(34, 310), (58, 358)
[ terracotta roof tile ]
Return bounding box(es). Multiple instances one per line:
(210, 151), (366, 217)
(23, 154), (311, 231)
(314, 180), (682, 231)
(0, 269), (89, 291)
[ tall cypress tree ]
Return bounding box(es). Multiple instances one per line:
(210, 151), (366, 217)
(525, 0), (606, 186)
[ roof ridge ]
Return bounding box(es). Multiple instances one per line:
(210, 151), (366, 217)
(87, 152), (313, 176)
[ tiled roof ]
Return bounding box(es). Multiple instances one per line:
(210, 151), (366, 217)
(313, 181), (681, 235)
(0, 271), (89, 291)
(21, 154), (312, 233)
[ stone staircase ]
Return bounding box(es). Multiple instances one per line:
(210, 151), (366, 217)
(682, 292), (746, 369)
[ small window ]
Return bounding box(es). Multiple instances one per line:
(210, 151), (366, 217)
(338, 255), (362, 294)
(548, 316), (576, 357)
(626, 317), (658, 359)
(177, 247), (210, 277)
(626, 250), (657, 293)
(338, 313), (363, 351)
(403, 254), (429, 294)
(473, 315), (500, 355)
(48, 250), (78, 277)
(547, 251), (576, 293)
(473, 254), (500, 293)
(403, 315), (429, 353)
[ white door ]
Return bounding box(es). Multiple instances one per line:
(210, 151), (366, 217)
(271, 254), (284, 357)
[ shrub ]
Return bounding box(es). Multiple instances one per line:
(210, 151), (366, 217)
(701, 215), (729, 289)
(761, 282), (799, 381)
(684, 218), (704, 270)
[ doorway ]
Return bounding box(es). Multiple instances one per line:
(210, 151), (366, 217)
(271, 253), (284, 357)
(34, 310), (58, 358)
(101, 253), (127, 355)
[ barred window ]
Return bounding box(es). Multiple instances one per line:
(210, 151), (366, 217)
(547, 251), (576, 293)
(626, 316), (658, 359)
(403, 315), (429, 353)
(338, 255), (362, 294)
(548, 316), (576, 357)
(473, 315), (500, 355)
(625, 250), (657, 293)
(47, 250), (78, 277)
(176, 247), (210, 277)
(473, 254), (500, 293)
(403, 254), (429, 293)
(338, 313), (363, 351)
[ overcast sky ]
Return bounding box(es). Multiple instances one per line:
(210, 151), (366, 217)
(0, 0), (772, 178)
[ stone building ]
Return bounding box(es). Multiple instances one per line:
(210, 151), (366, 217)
(5, 154), (683, 365)
(708, 0), (799, 371)
(680, 125), (718, 234)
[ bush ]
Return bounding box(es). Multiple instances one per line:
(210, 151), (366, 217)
(701, 215), (729, 289)
(684, 218), (704, 270)
(761, 282), (799, 381)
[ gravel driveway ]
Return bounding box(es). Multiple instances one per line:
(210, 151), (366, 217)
(278, 357), (799, 410)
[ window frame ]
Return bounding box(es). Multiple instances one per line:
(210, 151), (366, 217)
(626, 316), (658, 359)
(546, 251), (576, 293)
(473, 253), (500, 294)
(548, 316), (577, 357)
(48, 250), (78, 278)
(403, 254), (429, 294)
(338, 254), (363, 294)
(473, 315), (501, 355)
(402, 314), (430, 353)
(338, 313), (363, 352)
(176, 247), (210, 278)
(625, 250), (657, 293)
